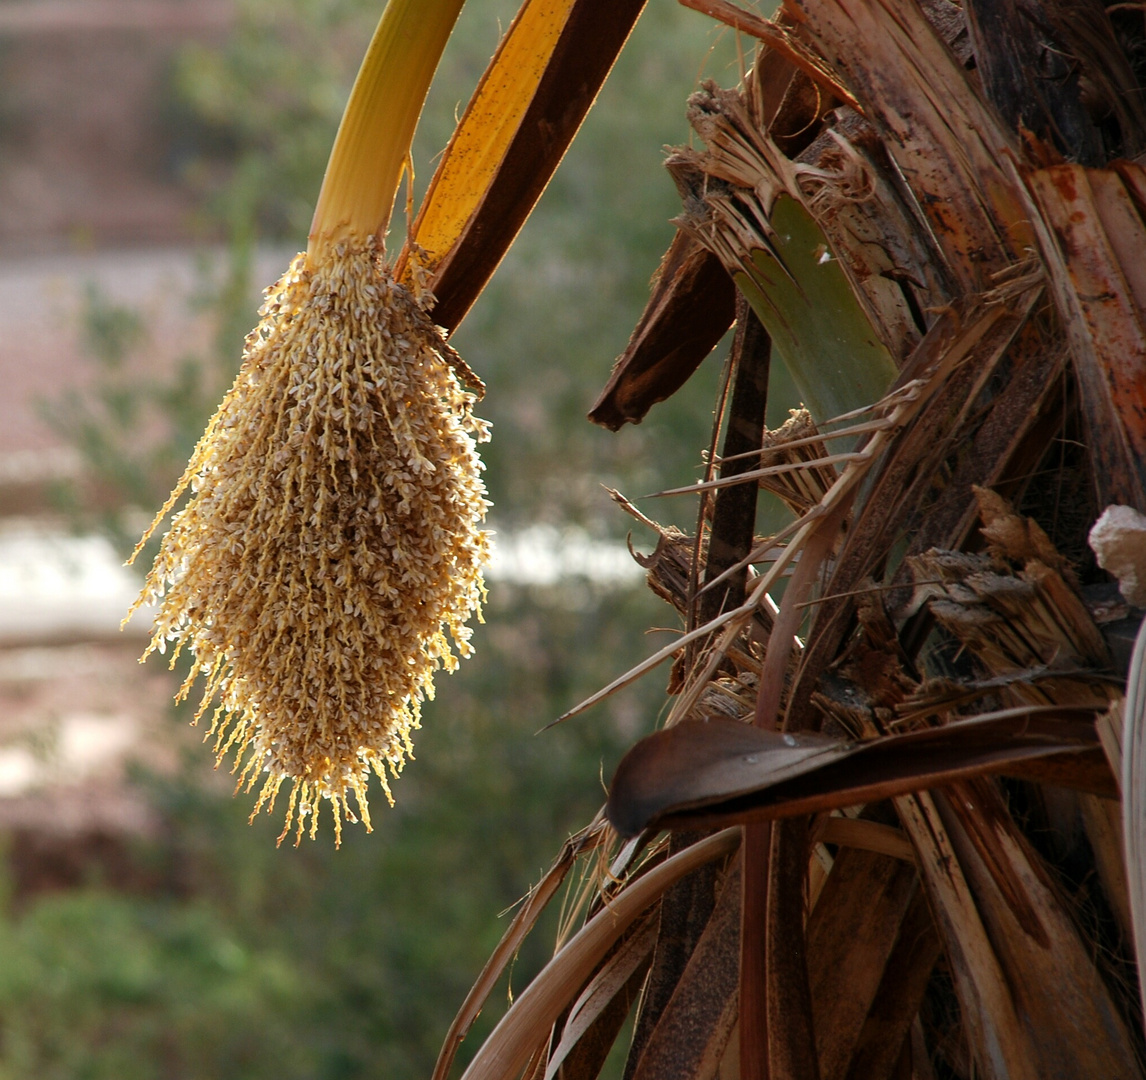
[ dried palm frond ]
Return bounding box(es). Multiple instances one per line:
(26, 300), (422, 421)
(754, 408), (836, 515)
(440, 0), (1146, 1075)
(456, 829), (741, 1080)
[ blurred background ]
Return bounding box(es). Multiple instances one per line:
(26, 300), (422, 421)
(0, 1), (744, 1075)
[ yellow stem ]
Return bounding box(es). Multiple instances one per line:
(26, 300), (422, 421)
(308, 0), (465, 262)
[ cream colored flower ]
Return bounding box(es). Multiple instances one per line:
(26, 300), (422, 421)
(129, 234), (490, 845)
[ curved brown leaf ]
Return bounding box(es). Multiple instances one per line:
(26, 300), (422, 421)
(588, 230), (735, 430)
(606, 708), (1111, 838)
(628, 858), (742, 1080)
(544, 912), (656, 1080)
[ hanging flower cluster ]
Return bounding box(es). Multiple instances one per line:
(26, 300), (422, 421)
(129, 235), (490, 845)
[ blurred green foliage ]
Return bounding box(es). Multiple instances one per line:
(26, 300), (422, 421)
(0, 890), (305, 1080)
(40, 268), (249, 557)
(0, 585), (672, 1079)
(167, 0), (379, 239)
(28, 0), (751, 1077)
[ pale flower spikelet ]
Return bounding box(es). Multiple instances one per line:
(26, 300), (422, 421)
(128, 235), (490, 845)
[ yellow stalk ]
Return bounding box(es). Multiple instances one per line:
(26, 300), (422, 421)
(309, 0), (466, 261)
(402, 0), (576, 277)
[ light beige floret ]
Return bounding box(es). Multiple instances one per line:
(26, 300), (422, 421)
(128, 234), (490, 845)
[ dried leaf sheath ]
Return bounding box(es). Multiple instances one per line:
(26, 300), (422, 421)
(128, 236), (491, 845)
